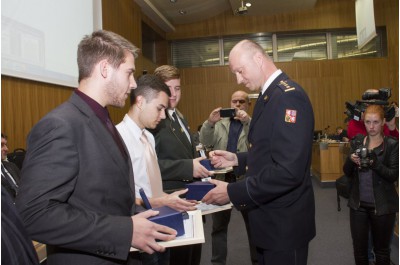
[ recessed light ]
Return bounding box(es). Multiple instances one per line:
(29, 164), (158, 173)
(170, 0), (177, 3)
(179, 10), (187, 15)
(245, 2), (252, 7)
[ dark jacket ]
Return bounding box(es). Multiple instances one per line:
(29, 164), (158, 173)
(16, 93), (136, 264)
(151, 109), (197, 192)
(1, 160), (21, 200)
(343, 134), (399, 215)
(228, 72), (316, 251)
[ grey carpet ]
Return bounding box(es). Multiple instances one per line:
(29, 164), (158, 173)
(199, 177), (399, 265)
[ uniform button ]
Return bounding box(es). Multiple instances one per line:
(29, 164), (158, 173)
(249, 143), (252, 148)
(246, 166), (248, 171)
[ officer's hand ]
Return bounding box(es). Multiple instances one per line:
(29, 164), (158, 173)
(209, 150), (238, 168)
(202, 179), (230, 205)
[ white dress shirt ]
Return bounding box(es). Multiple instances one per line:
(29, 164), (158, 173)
(261, 69), (282, 95)
(116, 114), (157, 198)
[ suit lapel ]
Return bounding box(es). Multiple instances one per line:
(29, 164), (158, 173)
(167, 111), (193, 156)
(69, 94), (135, 197)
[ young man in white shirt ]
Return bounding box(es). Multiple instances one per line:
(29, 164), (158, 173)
(117, 74), (197, 265)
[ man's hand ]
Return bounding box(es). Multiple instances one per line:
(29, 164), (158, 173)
(207, 107), (222, 125)
(163, 189), (197, 211)
(202, 179), (230, 205)
(131, 210), (177, 254)
(386, 116), (398, 131)
(193, 157), (212, 178)
(234, 109), (250, 123)
(209, 150), (238, 168)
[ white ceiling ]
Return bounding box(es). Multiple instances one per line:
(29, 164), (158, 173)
(134, 0), (318, 32)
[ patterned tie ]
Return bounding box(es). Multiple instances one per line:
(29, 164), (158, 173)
(140, 132), (164, 198)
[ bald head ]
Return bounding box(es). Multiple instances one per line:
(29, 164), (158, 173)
(231, 90), (250, 111)
(228, 40), (277, 92)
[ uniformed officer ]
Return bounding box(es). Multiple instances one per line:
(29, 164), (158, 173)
(202, 39), (316, 265)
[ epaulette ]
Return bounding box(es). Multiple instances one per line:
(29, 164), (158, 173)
(277, 80), (296, 92)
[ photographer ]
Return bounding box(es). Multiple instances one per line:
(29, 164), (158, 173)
(347, 89), (398, 140)
(200, 90), (257, 265)
(343, 105), (399, 265)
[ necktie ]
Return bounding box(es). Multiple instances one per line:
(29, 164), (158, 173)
(172, 111), (179, 124)
(140, 132), (164, 198)
(1, 163), (19, 197)
(171, 111), (191, 143)
(227, 119), (243, 153)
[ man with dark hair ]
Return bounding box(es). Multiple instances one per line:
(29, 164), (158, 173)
(117, 74), (197, 265)
(16, 30), (176, 265)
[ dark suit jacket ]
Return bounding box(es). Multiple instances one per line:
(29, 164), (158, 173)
(228, 72), (316, 251)
(2, 186), (39, 265)
(16, 93), (136, 265)
(1, 160), (21, 200)
(151, 110), (197, 192)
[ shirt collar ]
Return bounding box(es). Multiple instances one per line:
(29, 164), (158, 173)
(168, 108), (177, 121)
(123, 114), (146, 141)
(261, 69), (282, 95)
(75, 89), (109, 123)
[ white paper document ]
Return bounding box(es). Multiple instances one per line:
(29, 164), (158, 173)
(130, 210), (204, 251)
(196, 202), (233, 215)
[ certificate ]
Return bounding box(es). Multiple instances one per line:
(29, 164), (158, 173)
(130, 210), (204, 251)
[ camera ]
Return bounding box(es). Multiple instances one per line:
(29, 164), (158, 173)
(362, 88), (391, 101)
(219, 108), (236, 118)
(344, 88), (395, 122)
(355, 146), (372, 170)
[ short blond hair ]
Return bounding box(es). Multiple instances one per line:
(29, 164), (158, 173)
(154, 65), (180, 82)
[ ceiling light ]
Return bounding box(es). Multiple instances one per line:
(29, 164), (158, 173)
(245, 2), (252, 7)
(179, 10), (187, 15)
(170, 0), (177, 3)
(236, 0), (248, 15)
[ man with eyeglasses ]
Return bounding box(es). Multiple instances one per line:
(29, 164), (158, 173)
(200, 90), (257, 265)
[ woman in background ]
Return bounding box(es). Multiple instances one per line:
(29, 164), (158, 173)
(343, 104), (398, 265)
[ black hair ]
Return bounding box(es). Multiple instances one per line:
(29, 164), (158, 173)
(130, 74), (171, 106)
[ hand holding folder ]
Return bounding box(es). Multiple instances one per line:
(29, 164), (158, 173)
(139, 188), (186, 236)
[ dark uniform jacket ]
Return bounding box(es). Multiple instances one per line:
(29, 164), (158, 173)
(227, 72), (316, 251)
(343, 134), (399, 215)
(152, 110), (198, 192)
(16, 93), (136, 265)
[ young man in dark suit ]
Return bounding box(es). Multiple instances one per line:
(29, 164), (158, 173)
(152, 65), (210, 265)
(16, 30), (176, 265)
(203, 39), (316, 265)
(1, 133), (20, 201)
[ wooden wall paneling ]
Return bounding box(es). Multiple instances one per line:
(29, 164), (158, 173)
(102, 0), (143, 125)
(1, 76), (72, 150)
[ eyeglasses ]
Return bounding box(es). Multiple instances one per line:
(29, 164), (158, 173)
(231, 100), (246, 104)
